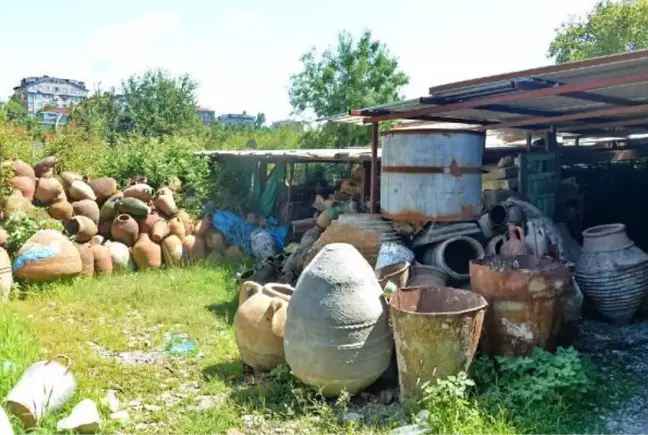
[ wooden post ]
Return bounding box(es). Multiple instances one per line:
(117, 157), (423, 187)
(370, 122), (379, 214)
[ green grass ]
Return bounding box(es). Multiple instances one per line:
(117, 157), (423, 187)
(0, 264), (623, 434)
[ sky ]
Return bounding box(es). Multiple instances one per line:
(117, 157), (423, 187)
(0, 0), (600, 123)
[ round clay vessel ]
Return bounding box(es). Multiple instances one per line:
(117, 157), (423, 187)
(48, 199), (74, 221)
(90, 244), (113, 276)
(0, 247), (12, 299)
(65, 216), (98, 243)
(151, 220), (170, 243)
(284, 243), (393, 396)
(97, 219), (112, 238)
(100, 192), (123, 220)
(132, 233), (162, 270)
(90, 235), (104, 246)
(106, 241), (135, 272)
(500, 224), (528, 256)
(176, 210), (192, 234)
(118, 197), (149, 218)
(72, 200), (100, 224)
(13, 230), (82, 282)
(182, 235), (208, 264)
(12, 159), (36, 181)
(111, 214), (139, 247)
(123, 184), (154, 203)
(9, 176), (36, 201)
(87, 177), (118, 205)
(154, 189), (177, 217)
(161, 235), (184, 266)
(193, 215), (211, 236)
(225, 245), (244, 261)
(0, 229), (8, 247)
(33, 156), (58, 178)
(168, 217), (186, 242)
(138, 211), (160, 235)
(3, 189), (33, 217)
(34, 177), (64, 204)
(76, 243), (95, 278)
(235, 281), (294, 371)
(69, 180), (96, 201)
(205, 229), (227, 253)
(59, 172), (83, 189)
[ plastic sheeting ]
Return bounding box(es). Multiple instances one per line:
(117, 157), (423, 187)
(211, 210), (289, 257)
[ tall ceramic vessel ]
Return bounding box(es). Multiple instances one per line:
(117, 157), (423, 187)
(284, 243), (393, 396)
(576, 224), (648, 324)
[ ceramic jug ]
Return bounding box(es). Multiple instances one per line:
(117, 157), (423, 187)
(500, 224), (528, 256)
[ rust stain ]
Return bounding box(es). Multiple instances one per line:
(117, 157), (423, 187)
(449, 159), (461, 177)
(382, 204), (476, 222)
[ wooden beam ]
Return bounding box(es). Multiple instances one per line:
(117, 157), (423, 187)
(370, 123), (379, 214)
(560, 117), (648, 132)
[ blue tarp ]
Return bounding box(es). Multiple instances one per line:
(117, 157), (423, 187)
(211, 210), (289, 256)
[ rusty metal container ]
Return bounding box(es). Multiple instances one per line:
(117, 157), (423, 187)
(469, 255), (572, 356)
(390, 286), (487, 402)
(381, 129), (485, 221)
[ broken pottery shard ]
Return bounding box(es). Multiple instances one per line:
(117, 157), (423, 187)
(56, 399), (100, 434)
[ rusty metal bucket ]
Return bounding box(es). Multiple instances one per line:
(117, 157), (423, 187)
(469, 255), (572, 356)
(389, 286), (487, 402)
(377, 261), (410, 290)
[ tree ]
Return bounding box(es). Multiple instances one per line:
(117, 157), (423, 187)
(255, 112), (266, 128)
(69, 89), (122, 145)
(289, 30), (409, 147)
(5, 96), (30, 126)
(121, 69), (201, 137)
(548, 0), (648, 63)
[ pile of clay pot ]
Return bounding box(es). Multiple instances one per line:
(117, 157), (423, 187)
(3, 157), (244, 283)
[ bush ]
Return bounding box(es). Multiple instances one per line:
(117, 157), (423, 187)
(2, 209), (63, 256)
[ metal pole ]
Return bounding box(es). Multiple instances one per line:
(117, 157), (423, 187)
(370, 122), (379, 214)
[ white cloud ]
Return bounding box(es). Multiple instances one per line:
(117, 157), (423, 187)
(223, 8), (263, 27)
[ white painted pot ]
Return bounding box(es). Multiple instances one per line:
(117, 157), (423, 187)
(6, 355), (77, 428)
(0, 406), (14, 435)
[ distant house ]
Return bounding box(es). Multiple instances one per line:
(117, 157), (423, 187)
(196, 107), (215, 125)
(13, 76), (89, 118)
(38, 107), (69, 128)
(217, 111), (255, 127)
(271, 119), (305, 130)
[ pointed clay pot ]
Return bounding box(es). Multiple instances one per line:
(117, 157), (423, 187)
(151, 220), (170, 243)
(182, 235), (208, 264)
(118, 197), (149, 218)
(88, 177), (118, 205)
(12, 159), (36, 181)
(205, 229), (227, 253)
(34, 177), (64, 204)
(65, 216), (98, 243)
(161, 235), (184, 266)
(225, 245), (244, 261)
(76, 243), (95, 278)
(154, 188), (177, 217)
(138, 211), (160, 235)
(177, 210), (192, 234)
(100, 192), (123, 220)
(111, 214), (139, 247)
(132, 233), (162, 270)
(48, 199), (74, 221)
(106, 241), (135, 272)
(33, 156), (58, 178)
(72, 200), (100, 224)
(69, 180), (96, 201)
(59, 172), (83, 190)
(90, 244), (113, 276)
(90, 235), (104, 246)
(9, 176), (36, 201)
(3, 189), (33, 218)
(193, 215), (211, 236)
(14, 230), (82, 282)
(168, 217), (186, 242)
(123, 184), (154, 203)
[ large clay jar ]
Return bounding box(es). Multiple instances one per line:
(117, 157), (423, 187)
(132, 233), (162, 270)
(118, 197), (149, 218)
(9, 176), (36, 201)
(65, 216), (97, 243)
(90, 244), (113, 276)
(88, 177), (118, 205)
(13, 230), (82, 282)
(72, 200), (100, 224)
(3, 189), (33, 218)
(205, 229), (227, 253)
(225, 245), (244, 261)
(111, 214), (139, 247)
(99, 192), (123, 220)
(576, 224), (648, 324)
(59, 172), (82, 190)
(69, 180), (96, 201)
(33, 156), (58, 178)
(34, 178), (64, 204)
(154, 188), (177, 217)
(48, 199), (74, 221)
(235, 281), (294, 371)
(182, 235), (208, 264)
(0, 247), (13, 299)
(161, 235), (184, 266)
(105, 241), (135, 272)
(76, 243), (95, 278)
(168, 217), (186, 242)
(193, 215), (211, 237)
(0, 229), (8, 247)
(11, 159), (37, 181)
(151, 220), (170, 243)
(138, 211), (160, 235)
(97, 219), (112, 239)
(176, 210), (192, 234)
(500, 224), (528, 257)
(123, 184), (154, 203)
(284, 243), (393, 396)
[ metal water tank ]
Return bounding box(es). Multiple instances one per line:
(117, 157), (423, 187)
(380, 129), (485, 221)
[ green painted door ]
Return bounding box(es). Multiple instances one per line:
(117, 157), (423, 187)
(518, 152), (558, 219)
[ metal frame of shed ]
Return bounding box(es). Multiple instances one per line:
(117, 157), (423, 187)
(328, 49), (648, 213)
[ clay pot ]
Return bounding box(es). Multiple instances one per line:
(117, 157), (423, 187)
(47, 199), (73, 221)
(64, 216), (98, 243)
(154, 189), (177, 217)
(118, 197), (149, 218)
(193, 215), (211, 236)
(151, 220), (170, 243)
(13, 230), (82, 282)
(168, 217), (186, 242)
(161, 235), (184, 266)
(3, 189), (33, 217)
(97, 219), (112, 238)
(105, 241), (135, 272)
(207, 250), (224, 265)
(34, 178), (64, 204)
(90, 244), (113, 276)
(87, 177), (118, 206)
(138, 211), (160, 235)
(76, 243), (95, 278)
(0, 247), (13, 299)
(205, 229), (227, 253)
(72, 200), (100, 224)
(132, 233), (162, 270)
(182, 235), (208, 263)
(235, 281), (293, 371)
(12, 159), (36, 181)
(500, 224), (528, 257)
(69, 180), (96, 201)
(59, 172), (83, 190)
(100, 192), (123, 220)
(284, 243), (392, 395)
(90, 235), (104, 246)
(123, 184), (154, 203)
(177, 210), (192, 234)
(33, 156), (58, 178)
(225, 245), (244, 261)
(0, 229), (8, 247)
(111, 214), (139, 247)
(9, 176), (36, 201)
